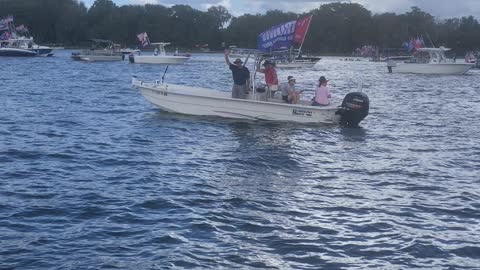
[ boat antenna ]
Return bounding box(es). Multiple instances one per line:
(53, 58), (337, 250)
(425, 32), (435, 48)
(161, 65), (169, 84)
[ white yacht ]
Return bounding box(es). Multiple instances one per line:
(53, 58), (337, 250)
(387, 47), (474, 75)
(128, 42), (189, 64)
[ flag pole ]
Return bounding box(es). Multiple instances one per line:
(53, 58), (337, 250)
(425, 32), (435, 48)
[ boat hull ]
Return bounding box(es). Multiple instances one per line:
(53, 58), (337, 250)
(0, 47), (52, 57)
(129, 55), (189, 64)
(132, 78), (341, 124)
(388, 62), (474, 75)
(71, 51), (124, 61)
(0, 48), (38, 57)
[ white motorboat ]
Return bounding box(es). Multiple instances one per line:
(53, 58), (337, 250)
(131, 77), (369, 127)
(268, 49), (320, 69)
(0, 37), (53, 57)
(71, 39), (124, 61)
(387, 47), (474, 75)
(128, 42), (189, 64)
(275, 58), (319, 69)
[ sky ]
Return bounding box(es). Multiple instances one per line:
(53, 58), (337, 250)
(81, 0), (480, 19)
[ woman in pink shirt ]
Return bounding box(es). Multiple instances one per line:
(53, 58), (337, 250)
(312, 76), (331, 106)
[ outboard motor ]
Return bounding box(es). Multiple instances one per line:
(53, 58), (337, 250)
(336, 92), (369, 127)
(128, 53), (135, 63)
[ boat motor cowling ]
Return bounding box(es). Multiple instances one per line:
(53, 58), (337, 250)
(336, 92), (369, 127)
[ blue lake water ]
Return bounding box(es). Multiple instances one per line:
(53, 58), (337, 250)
(1, 50), (479, 269)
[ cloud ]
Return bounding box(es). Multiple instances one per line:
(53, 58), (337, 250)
(84, 0), (479, 19)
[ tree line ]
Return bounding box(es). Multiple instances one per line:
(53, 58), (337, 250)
(1, 0), (479, 54)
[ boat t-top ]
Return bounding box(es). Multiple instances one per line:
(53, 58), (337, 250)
(71, 39), (124, 61)
(128, 42), (190, 65)
(387, 46), (474, 75)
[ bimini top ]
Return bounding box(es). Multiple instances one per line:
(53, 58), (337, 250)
(416, 46), (451, 52)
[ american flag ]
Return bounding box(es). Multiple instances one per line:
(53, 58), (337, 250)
(137, 32), (150, 47)
(15, 24), (28, 33)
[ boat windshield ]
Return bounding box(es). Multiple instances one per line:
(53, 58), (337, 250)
(409, 51), (431, 64)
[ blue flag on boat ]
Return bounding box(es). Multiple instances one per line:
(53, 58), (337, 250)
(257, 20), (297, 51)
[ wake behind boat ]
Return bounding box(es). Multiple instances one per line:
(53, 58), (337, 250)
(132, 77), (369, 126)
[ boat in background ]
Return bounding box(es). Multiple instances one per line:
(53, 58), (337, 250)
(129, 42), (189, 64)
(0, 16), (53, 57)
(71, 39), (124, 61)
(195, 44), (211, 53)
(0, 37), (53, 57)
(387, 47), (474, 75)
(274, 50), (320, 69)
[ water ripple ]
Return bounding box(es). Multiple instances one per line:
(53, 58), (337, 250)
(0, 52), (479, 269)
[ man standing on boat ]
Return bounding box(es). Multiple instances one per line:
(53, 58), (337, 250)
(225, 49), (250, 99)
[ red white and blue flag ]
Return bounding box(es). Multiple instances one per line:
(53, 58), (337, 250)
(1, 15), (14, 23)
(294, 15), (313, 44)
(137, 32), (150, 47)
(257, 15), (313, 51)
(0, 31), (11, 40)
(15, 24), (28, 33)
(0, 22), (8, 31)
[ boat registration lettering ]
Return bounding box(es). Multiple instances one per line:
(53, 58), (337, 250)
(292, 108), (312, 117)
(154, 89), (168, 96)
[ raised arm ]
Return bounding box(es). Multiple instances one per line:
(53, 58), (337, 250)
(224, 49), (231, 65)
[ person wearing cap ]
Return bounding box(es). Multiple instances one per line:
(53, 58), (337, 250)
(312, 76), (331, 106)
(280, 76), (302, 104)
(256, 60), (278, 98)
(224, 49), (250, 99)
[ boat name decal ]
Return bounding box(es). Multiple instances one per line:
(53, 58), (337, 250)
(154, 89), (167, 96)
(292, 108), (312, 117)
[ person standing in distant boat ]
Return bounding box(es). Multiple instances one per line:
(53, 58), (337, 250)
(312, 76), (331, 106)
(225, 49), (250, 99)
(257, 59), (278, 97)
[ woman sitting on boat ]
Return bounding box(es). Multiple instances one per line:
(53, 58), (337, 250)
(312, 76), (331, 106)
(281, 76), (302, 104)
